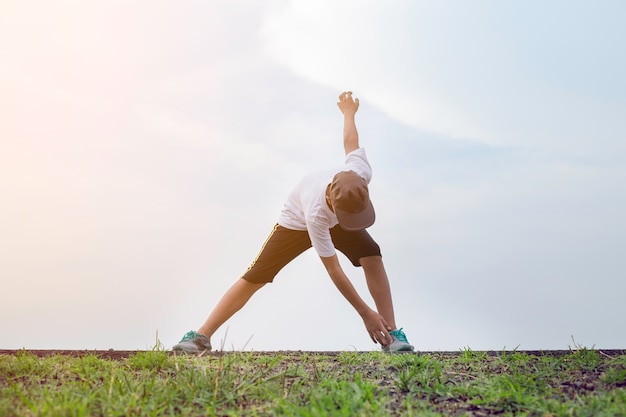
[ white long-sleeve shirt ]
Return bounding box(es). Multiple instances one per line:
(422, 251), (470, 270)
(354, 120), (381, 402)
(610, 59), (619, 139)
(277, 148), (373, 257)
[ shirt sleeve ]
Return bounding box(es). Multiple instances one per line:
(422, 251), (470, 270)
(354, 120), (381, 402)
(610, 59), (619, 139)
(344, 148), (372, 183)
(306, 216), (336, 258)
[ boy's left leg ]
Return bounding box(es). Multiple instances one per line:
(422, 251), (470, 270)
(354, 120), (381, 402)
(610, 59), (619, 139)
(359, 255), (397, 329)
(330, 225), (414, 352)
(359, 256), (414, 352)
(330, 226), (398, 330)
(359, 255), (414, 352)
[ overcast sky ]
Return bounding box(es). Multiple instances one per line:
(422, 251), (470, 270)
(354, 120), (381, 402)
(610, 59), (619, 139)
(1, 0), (625, 352)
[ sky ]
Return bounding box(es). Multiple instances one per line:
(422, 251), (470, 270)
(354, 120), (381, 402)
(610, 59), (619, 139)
(1, 0), (625, 352)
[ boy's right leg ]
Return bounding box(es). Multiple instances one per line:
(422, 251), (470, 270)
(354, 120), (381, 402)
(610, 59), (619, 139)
(197, 279), (266, 340)
(200, 225), (310, 338)
(172, 279), (265, 354)
(173, 225), (312, 353)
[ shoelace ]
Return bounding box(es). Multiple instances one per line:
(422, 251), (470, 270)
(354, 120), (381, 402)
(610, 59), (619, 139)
(390, 328), (408, 343)
(180, 330), (199, 341)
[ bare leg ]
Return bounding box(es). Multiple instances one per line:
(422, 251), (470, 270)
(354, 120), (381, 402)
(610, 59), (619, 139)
(197, 279), (266, 339)
(359, 255), (397, 330)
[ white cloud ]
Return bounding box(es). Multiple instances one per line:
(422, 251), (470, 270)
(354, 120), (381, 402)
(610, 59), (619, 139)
(261, 0), (626, 159)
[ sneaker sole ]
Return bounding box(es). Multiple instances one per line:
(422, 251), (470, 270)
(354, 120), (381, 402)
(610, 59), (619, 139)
(383, 345), (416, 353)
(172, 348), (210, 355)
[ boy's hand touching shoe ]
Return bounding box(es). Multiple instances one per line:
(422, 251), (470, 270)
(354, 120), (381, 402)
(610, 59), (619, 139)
(361, 309), (393, 346)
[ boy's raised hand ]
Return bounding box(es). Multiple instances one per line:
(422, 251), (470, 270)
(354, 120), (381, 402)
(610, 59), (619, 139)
(337, 91), (360, 115)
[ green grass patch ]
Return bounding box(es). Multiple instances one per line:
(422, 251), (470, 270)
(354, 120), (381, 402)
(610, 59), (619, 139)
(1, 349), (626, 416)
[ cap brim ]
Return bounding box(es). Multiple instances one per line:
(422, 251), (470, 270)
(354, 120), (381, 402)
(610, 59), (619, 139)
(335, 200), (376, 231)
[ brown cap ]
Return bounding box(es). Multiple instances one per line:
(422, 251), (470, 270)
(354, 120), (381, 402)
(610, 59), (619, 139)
(329, 170), (375, 231)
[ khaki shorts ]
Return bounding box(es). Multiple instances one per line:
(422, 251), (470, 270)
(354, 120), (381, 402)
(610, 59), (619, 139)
(241, 224), (382, 283)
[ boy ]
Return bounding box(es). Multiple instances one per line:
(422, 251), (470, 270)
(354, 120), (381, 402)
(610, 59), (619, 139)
(173, 91), (413, 353)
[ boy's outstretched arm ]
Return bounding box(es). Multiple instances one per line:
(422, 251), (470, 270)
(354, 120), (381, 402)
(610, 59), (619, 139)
(320, 254), (392, 346)
(337, 91), (360, 155)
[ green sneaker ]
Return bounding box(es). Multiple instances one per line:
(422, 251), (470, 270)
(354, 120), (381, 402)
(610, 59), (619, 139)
(383, 328), (414, 353)
(172, 330), (211, 354)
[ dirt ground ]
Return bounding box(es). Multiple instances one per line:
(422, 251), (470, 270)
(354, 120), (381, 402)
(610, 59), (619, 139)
(0, 349), (142, 360)
(2, 349), (625, 359)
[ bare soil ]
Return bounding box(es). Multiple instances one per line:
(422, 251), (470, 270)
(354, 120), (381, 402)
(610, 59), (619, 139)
(2, 349), (625, 359)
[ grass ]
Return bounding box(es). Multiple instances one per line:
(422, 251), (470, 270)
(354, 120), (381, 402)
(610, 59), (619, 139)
(2, 347), (626, 416)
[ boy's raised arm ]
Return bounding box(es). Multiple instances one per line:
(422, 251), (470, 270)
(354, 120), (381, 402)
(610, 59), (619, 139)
(337, 91), (360, 155)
